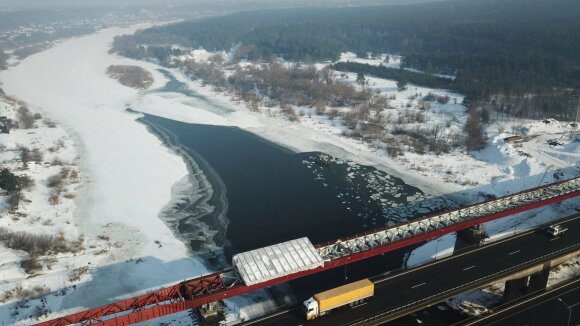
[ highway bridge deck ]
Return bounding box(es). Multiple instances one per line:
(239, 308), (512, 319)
(246, 214), (580, 325)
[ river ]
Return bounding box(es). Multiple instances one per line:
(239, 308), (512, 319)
(136, 69), (456, 300)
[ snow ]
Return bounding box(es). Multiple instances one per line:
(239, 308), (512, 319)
(447, 284), (503, 316)
(135, 69), (462, 198)
(404, 67), (456, 80)
(0, 24), (576, 324)
(406, 233), (456, 268)
(0, 96), (92, 322)
(137, 49), (578, 311)
(337, 52), (456, 79)
(0, 25), (207, 324)
(174, 48), (228, 64)
(338, 51), (402, 69)
(161, 58), (577, 201)
(548, 256), (580, 286)
(141, 47), (578, 323)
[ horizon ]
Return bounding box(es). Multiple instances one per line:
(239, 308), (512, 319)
(0, 0), (445, 10)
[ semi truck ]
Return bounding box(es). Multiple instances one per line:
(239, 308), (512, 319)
(303, 279), (374, 320)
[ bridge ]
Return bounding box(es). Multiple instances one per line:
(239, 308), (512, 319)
(38, 177), (580, 326)
(248, 213), (580, 325)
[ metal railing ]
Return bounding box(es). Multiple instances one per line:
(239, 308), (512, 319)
(348, 243), (580, 325)
(318, 177), (580, 261)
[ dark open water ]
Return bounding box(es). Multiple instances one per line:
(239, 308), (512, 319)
(136, 69), (460, 317)
(142, 114), (424, 298)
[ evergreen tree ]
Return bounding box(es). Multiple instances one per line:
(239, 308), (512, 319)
(480, 108), (491, 124)
(356, 72), (366, 87)
(396, 73), (408, 91)
(0, 168), (19, 192)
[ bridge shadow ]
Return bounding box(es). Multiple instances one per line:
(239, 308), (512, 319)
(0, 255), (200, 324)
(0, 250), (292, 325)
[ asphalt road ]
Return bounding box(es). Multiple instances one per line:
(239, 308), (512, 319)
(463, 277), (580, 326)
(246, 215), (580, 326)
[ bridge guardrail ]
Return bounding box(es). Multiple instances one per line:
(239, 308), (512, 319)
(348, 242), (580, 325)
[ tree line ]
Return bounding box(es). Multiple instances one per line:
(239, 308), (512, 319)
(333, 62), (454, 91)
(112, 0), (580, 120)
(175, 59), (478, 155)
(332, 61), (579, 120)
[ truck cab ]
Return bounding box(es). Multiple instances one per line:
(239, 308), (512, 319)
(303, 297), (319, 320)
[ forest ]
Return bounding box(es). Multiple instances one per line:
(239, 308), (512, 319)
(113, 0), (580, 119)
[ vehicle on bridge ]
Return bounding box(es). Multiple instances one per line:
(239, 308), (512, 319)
(303, 279), (374, 320)
(546, 224), (568, 238)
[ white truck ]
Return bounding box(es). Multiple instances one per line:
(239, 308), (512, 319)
(546, 224), (568, 238)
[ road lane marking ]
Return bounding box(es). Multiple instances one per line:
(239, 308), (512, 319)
(463, 265), (476, 271)
(411, 282), (426, 289)
(508, 250), (520, 255)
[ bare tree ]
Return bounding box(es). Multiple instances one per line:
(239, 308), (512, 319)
(464, 108), (487, 151)
(320, 68), (334, 85)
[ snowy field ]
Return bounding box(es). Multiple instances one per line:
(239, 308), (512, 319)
(0, 25), (577, 325)
(337, 51), (456, 79)
(337, 52), (402, 68)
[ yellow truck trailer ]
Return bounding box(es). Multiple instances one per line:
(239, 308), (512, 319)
(303, 279), (374, 320)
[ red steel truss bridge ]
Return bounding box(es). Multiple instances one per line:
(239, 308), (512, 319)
(38, 176), (580, 326)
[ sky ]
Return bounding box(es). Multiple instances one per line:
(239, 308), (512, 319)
(0, 0), (443, 10)
(0, 0), (190, 9)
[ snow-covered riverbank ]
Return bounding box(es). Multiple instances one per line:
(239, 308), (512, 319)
(0, 26), (207, 324)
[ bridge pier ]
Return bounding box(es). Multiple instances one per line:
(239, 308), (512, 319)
(527, 264), (550, 293)
(503, 263), (552, 302)
(503, 276), (529, 302)
(455, 224), (487, 251)
(196, 301), (225, 325)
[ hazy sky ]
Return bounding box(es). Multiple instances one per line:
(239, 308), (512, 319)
(0, 0), (442, 10)
(0, 0), (191, 9)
